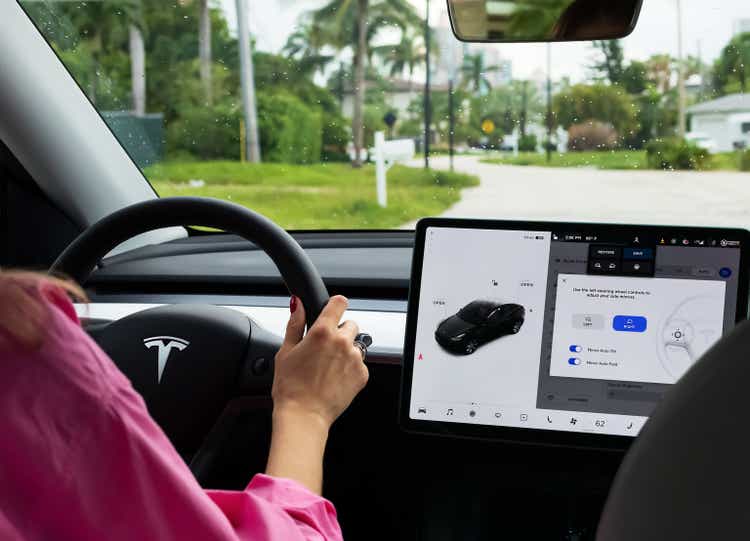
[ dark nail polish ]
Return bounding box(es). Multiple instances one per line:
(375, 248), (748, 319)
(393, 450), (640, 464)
(290, 295), (298, 313)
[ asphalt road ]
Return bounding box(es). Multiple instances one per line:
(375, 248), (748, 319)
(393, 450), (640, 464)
(402, 155), (750, 229)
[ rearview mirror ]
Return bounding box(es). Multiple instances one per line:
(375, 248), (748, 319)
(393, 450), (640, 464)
(447, 0), (643, 42)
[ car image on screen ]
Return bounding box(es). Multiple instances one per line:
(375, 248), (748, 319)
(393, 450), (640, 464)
(435, 301), (526, 355)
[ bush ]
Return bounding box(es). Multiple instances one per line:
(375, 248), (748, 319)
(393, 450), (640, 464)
(645, 138), (711, 170)
(739, 149), (750, 172)
(166, 104), (241, 160)
(568, 121), (618, 151)
(257, 93), (322, 164)
(554, 83), (638, 137)
(518, 134), (538, 152)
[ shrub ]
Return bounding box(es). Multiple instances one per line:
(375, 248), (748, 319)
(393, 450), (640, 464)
(166, 104), (241, 160)
(646, 138), (711, 170)
(518, 134), (538, 152)
(554, 83), (638, 136)
(257, 93), (322, 164)
(567, 121), (618, 151)
(322, 114), (349, 151)
(739, 149), (750, 172)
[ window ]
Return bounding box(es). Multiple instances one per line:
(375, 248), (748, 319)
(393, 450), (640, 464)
(19, 0), (750, 230)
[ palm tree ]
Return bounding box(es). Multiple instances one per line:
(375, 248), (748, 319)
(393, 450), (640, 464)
(646, 54), (673, 94)
(129, 20), (146, 115)
(198, 0), (212, 105)
(719, 33), (750, 93)
(309, 0), (421, 167)
(282, 21), (334, 76)
(59, 0), (145, 109)
(461, 52), (500, 94)
(373, 31), (425, 83)
(124, 1), (147, 115)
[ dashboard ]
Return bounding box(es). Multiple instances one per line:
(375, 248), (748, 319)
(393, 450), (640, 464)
(82, 231), (416, 361)
(85, 226), (749, 452)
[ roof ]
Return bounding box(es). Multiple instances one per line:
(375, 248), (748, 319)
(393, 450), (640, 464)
(688, 93), (750, 115)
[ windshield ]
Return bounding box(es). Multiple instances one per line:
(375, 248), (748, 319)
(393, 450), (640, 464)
(19, 1), (750, 230)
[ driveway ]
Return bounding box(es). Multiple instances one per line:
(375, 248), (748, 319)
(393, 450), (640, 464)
(402, 155), (750, 229)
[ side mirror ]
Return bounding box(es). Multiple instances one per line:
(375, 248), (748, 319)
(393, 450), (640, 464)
(446, 0), (643, 43)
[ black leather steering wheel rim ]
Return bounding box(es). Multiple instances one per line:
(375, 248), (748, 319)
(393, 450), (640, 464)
(50, 196), (329, 329)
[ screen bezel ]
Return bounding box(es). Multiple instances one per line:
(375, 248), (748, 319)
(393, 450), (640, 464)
(399, 218), (750, 450)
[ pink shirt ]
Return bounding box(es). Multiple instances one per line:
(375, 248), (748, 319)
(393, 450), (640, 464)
(0, 282), (343, 541)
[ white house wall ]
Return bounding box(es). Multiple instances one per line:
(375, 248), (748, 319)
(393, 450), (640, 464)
(692, 114), (733, 152)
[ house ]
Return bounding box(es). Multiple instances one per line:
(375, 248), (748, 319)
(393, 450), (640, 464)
(687, 93), (750, 152)
(340, 78), (450, 122)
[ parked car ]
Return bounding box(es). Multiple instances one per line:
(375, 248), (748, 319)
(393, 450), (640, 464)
(435, 300), (525, 355)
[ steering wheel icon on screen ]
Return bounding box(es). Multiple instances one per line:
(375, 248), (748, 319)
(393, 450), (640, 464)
(657, 296), (721, 382)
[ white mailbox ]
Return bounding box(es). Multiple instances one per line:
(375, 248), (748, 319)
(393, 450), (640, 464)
(370, 132), (415, 207)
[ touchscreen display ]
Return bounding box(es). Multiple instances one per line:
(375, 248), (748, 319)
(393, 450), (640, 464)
(405, 224), (745, 439)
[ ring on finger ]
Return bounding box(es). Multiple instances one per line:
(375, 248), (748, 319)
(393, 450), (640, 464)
(354, 341), (367, 361)
(353, 333), (372, 361)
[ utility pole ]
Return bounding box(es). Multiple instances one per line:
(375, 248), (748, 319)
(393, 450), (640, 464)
(546, 42), (552, 163)
(448, 78), (455, 171)
(236, 0), (261, 162)
(676, 0), (687, 138)
(424, 0), (431, 169)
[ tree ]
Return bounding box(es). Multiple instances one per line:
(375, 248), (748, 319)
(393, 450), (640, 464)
(198, 0), (212, 105)
(553, 83), (638, 141)
(236, 0), (260, 162)
(460, 52), (500, 94)
(308, 0), (421, 167)
(712, 32), (750, 95)
(373, 31), (425, 82)
(646, 54), (673, 94)
(282, 21), (334, 76)
(591, 40), (625, 85)
(622, 60), (649, 95)
(129, 21), (146, 115)
(470, 81), (543, 138)
(42, 0), (144, 109)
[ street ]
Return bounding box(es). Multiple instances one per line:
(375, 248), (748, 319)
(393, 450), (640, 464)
(403, 156), (750, 229)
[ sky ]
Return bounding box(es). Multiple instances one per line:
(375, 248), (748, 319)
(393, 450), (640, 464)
(221, 0), (750, 83)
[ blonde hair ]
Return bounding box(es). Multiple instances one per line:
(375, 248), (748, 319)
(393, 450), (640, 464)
(0, 271), (86, 350)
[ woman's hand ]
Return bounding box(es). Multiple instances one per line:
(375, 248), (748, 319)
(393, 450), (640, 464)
(272, 295), (369, 428)
(266, 295), (369, 494)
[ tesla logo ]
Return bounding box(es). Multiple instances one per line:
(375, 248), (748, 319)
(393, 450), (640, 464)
(143, 336), (190, 383)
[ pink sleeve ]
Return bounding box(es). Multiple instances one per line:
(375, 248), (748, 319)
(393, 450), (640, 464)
(207, 475), (343, 540)
(0, 284), (342, 541)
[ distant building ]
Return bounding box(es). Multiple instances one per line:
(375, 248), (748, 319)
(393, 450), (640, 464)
(433, 12), (465, 85)
(479, 46), (513, 87)
(340, 78), (450, 120)
(688, 94), (750, 152)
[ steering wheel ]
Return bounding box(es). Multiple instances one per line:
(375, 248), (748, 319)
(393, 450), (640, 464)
(50, 196), (330, 463)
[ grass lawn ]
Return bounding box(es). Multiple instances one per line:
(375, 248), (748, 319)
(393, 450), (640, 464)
(481, 150), (649, 169)
(144, 161), (479, 229)
(480, 150), (744, 171)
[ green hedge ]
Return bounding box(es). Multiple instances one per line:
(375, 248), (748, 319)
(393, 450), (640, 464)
(518, 134), (538, 152)
(739, 149), (750, 172)
(257, 93), (322, 164)
(166, 93), (324, 164)
(166, 104), (241, 160)
(645, 138), (711, 171)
